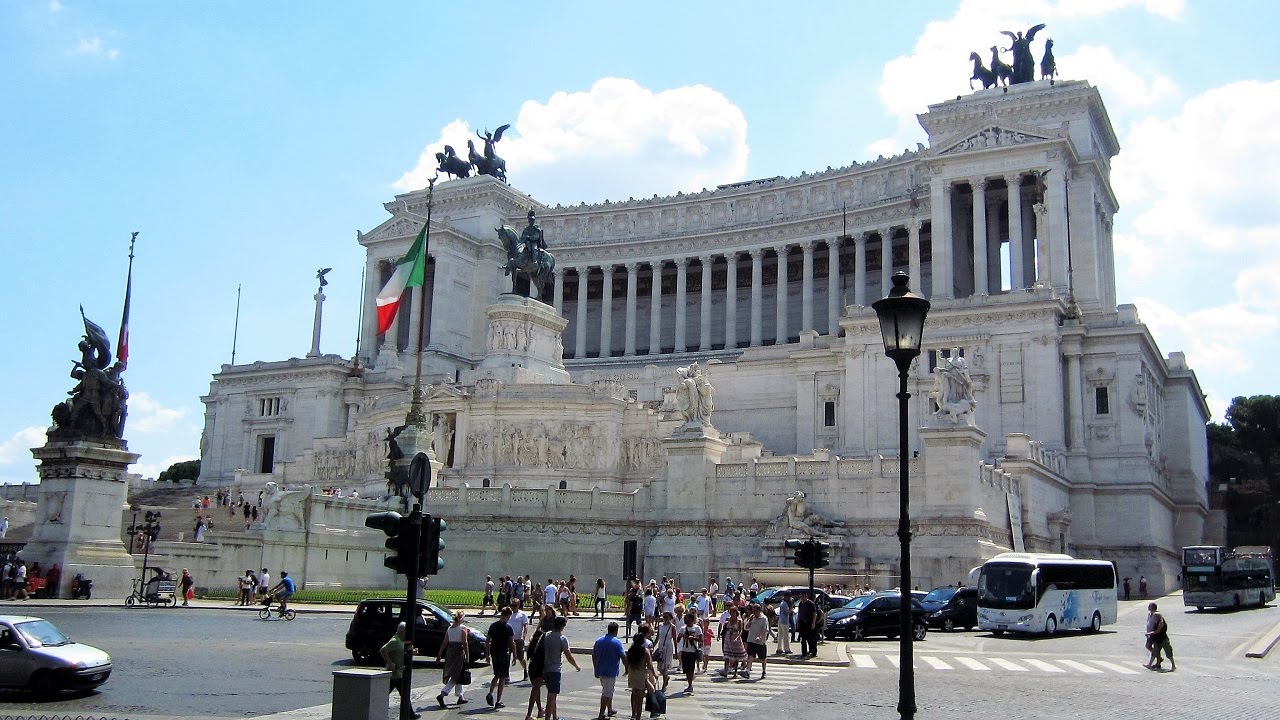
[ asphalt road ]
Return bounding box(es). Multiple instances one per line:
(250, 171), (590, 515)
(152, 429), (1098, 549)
(0, 598), (1276, 719)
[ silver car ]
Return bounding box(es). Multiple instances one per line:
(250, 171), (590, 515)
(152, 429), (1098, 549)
(0, 615), (112, 694)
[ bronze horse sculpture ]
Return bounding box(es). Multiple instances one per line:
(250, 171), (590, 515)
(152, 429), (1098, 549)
(969, 52), (998, 90)
(496, 224), (555, 299)
(435, 145), (471, 179)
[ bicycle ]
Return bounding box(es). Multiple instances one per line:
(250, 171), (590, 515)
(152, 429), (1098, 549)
(258, 593), (297, 621)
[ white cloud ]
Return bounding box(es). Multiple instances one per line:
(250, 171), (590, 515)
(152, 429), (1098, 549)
(873, 0), (1180, 153)
(1060, 45), (1176, 106)
(127, 392), (189, 434)
(0, 427), (46, 466)
(74, 36), (119, 60)
(48, 0), (63, 12)
(394, 78), (749, 204)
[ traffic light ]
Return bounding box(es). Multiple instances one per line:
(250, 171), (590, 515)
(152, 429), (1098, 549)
(786, 538), (810, 568)
(813, 540), (831, 569)
(421, 514), (446, 575)
(365, 510), (418, 575)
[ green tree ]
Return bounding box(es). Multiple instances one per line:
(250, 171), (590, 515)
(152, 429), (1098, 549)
(158, 459), (201, 483)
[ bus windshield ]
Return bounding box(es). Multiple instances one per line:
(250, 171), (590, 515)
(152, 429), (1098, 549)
(978, 563), (1035, 609)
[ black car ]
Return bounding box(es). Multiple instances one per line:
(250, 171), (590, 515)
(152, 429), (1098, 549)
(345, 598), (488, 665)
(751, 586), (838, 612)
(824, 593), (928, 641)
(920, 586), (978, 632)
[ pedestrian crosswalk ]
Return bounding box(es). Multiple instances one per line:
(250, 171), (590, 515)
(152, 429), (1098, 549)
(479, 664), (844, 719)
(848, 652), (1142, 675)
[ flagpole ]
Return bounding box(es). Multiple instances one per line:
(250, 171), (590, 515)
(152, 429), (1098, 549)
(117, 231), (138, 371)
(231, 284), (242, 366)
(405, 175), (437, 428)
(354, 265), (366, 367)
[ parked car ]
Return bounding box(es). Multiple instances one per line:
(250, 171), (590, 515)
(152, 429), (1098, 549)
(345, 598), (487, 665)
(824, 593), (928, 641)
(751, 586), (839, 612)
(0, 615), (112, 694)
(920, 586), (978, 632)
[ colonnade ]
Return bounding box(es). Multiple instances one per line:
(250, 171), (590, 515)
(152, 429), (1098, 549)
(554, 221), (927, 360)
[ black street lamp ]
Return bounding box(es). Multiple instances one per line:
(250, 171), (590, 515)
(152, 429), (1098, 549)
(872, 271), (930, 720)
(126, 509), (162, 596)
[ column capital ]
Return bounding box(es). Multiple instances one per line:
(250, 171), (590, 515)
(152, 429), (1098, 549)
(697, 253), (712, 265)
(1005, 172), (1024, 187)
(624, 261), (639, 274)
(855, 231), (870, 245)
(648, 259), (665, 270)
(675, 256), (690, 269)
(799, 240), (815, 253)
(880, 226), (894, 238)
(749, 248), (765, 260)
(909, 217), (923, 232)
(600, 263), (615, 276)
(774, 242), (790, 255)
(971, 177), (988, 192)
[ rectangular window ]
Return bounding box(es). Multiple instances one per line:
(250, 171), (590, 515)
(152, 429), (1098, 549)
(258, 397), (281, 417)
(1095, 387), (1110, 415)
(823, 401), (836, 427)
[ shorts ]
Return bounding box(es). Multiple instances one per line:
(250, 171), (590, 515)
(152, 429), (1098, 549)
(598, 675), (617, 698)
(491, 653), (511, 679)
(276, 591), (293, 602)
(514, 638), (526, 656)
(680, 650), (699, 676)
(544, 671), (562, 694)
(746, 641), (767, 659)
(484, 593), (495, 604)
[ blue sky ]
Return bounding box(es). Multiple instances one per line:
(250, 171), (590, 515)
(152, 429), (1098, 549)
(2, 0), (1277, 483)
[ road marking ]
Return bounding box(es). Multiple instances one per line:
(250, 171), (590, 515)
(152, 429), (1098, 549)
(1090, 660), (1140, 674)
(921, 656), (954, 670)
(955, 656), (991, 670)
(987, 657), (1029, 671)
(1057, 659), (1104, 674)
(851, 653), (877, 668)
(1020, 658), (1065, 672)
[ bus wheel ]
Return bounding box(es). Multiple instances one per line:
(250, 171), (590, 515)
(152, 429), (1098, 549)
(1233, 594), (1241, 610)
(992, 629), (1004, 637)
(1045, 615), (1057, 635)
(1196, 606), (1204, 612)
(1088, 612), (1101, 633)
(1261, 592), (1268, 607)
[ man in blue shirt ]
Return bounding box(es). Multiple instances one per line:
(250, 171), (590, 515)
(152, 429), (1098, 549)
(270, 571), (296, 614)
(592, 622), (626, 720)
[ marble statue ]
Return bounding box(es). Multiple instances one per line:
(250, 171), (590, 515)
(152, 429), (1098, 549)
(931, 348), (977, 424)
(769, 491), (845, 536)
(674, 362), (715, 427)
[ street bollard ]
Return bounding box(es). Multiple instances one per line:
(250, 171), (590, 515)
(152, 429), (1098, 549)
(331, 668), (390, 720)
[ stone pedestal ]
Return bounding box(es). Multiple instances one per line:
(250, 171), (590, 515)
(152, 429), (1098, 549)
(645, 430), (729, 583)
(27, 439), (139, 599)
(919, 424), (987, 509)
(470, 294), (570, 385)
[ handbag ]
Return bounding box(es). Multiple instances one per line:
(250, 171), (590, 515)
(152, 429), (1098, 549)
(459, 669), (472, 685)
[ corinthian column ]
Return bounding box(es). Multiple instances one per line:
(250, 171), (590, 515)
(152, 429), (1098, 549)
(880, 228), (893, 298)
(827, 239), (841, 335)
(624, 262), (638, 356)
(599, 265), (614, 357)
(674, 257), (689, 353)
(801, 241), (815, 333)
(1006, 174), (1025, 290)
(930, 178), (954, 299)
(725, 253), (738, 349)
(553, 266), (567, 316)
(775, 244), (789, 344)
(750, 249), (764, 347)
(699, 255), (713, 351)
(972, 179), (989, 296)
(575, 267), (589, 359)
(908, 220), (922, 288)
(648, 261), (663, 354)
(854, 233), (868, 306)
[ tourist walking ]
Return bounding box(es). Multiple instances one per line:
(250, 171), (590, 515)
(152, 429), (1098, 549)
(1139, 575), (1148, 598)
(775, 596), (792, 655)
(381, 622), (422, 719)
(509, 598), (531, 682)
(720, 606), (748, 677)
(592, 621), (626, 720)
(624, 631), (657, 720)
(797, 594), (818, 658)
(486, 607), (516, 708)
(541, 615), (580, 720)
(435, 611), (473, 707)
(482, 575), (495, 616)
(258, 568), (270, 600)
(1144, 602), (1176, 670)
(523, 607), (550, 720)
(743, 603), (770, 679)
(675, 612), (703, 695)
(653, 612), (677, 692)
(179, 569), (195, 606)
(594, 578), (609, 619)
(642, 588), (658, 626)
(625, 581), (643, 636)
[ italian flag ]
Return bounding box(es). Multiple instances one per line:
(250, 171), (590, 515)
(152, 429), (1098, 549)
(375, 223), (427, 335)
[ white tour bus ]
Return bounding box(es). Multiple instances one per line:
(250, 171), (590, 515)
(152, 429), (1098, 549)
(976, 552), (1118, 635)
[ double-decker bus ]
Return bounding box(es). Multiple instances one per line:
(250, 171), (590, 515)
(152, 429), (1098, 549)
(976, 552), (1118, 635)
(1182, 545), (1275, 611)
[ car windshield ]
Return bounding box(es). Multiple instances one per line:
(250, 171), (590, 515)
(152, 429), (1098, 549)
(923, 587), (958, 604)
(15, 619), (70, 648)
(419, 600), (454, 625)
(840, 596), (873, 611)
(978, 564), (1035, 609)
(754, 588), (779, 603)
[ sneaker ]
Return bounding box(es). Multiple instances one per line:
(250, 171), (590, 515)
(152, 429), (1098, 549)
(495, 702), (506, 709)
(457, 698), (469, 705)
(487, 692), (495, 707)
(436, 694), (446, 709)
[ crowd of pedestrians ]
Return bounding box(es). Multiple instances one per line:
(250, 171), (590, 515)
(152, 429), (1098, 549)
(0, 555), (61, 599)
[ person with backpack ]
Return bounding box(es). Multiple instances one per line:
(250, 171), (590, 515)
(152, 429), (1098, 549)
(1144, 602), (1176, 670)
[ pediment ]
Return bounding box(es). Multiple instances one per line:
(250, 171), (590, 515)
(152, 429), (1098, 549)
(366, 215), (426, 243)
(936, 125), (1052, 156)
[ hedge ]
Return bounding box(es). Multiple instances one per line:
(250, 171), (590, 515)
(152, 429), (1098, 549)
(200, 586), (623, 609)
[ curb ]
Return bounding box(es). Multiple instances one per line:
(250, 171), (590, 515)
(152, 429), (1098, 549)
(1244, 620), (1280, 659)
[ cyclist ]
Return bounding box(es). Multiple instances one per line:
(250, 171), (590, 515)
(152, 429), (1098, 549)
(270, 571), (296, 615)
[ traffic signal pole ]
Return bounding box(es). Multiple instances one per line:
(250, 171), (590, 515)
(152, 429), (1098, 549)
(400, 503), (423, 720)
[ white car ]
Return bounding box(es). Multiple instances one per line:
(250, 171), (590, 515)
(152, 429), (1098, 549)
(0, 615), (112, 694)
